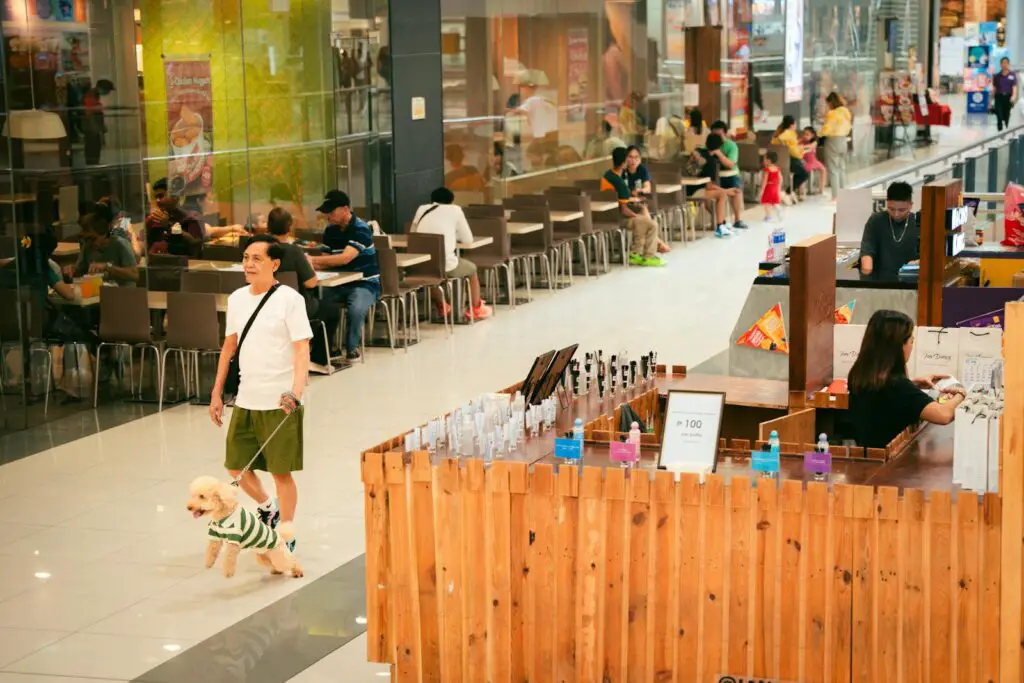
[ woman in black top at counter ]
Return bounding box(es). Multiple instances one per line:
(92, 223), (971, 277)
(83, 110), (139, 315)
(848, 310), (965, 448)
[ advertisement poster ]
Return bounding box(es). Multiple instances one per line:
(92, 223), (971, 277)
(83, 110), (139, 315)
(61, 32), (89, 73)
(566, 28), (588, 123)
(835, 300), (857, 324)
(736, 303), (789, 354)
(783, 0), (804, 103)
(965, 44), (992, 114)
(666, 0), (686, 61)
(165, 59), (214, 196)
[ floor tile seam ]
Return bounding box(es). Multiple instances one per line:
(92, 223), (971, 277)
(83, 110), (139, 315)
(0, 630), (81, 674)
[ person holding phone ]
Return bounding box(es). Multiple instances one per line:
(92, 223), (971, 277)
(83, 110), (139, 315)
(848, 309), (965, 448)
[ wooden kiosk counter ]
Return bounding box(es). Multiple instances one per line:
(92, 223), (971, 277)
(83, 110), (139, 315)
(359, 235), (1024, 682)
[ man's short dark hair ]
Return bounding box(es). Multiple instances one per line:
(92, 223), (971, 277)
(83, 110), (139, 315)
(1001, 57), (1010, 64)
(246, 233), (285, 262)
(611, 146), (628, 167)
(705, 133), (723, 151)
(267, 207), (293, 236)
(886, 182), (913, 203)
(710, 120), (729, 133)
(430, 187), (455, 204)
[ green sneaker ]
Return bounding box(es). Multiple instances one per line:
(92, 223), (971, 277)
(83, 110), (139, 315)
(642, 256), (666, 267)
(628, 253), (646, 265)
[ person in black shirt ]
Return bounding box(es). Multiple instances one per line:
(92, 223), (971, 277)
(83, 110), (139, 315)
(848, 309), (964, 448)
(859, 181), (919, 281)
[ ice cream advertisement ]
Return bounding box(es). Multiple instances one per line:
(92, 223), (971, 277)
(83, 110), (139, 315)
(165, 59), (213, 195)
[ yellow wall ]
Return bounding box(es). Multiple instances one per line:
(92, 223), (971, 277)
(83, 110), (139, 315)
(139, 0), (333, 224)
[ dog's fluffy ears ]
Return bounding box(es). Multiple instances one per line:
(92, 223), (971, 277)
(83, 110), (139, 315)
(189, 476), (238, 506)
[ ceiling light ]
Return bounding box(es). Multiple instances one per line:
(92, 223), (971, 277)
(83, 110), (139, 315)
(355, 616), (367, 625)
(163, 644), (182, 652)
(34, 572), (51, 579)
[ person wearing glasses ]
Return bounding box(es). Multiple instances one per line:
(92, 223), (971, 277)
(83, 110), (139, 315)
(859, 181), (917, 281)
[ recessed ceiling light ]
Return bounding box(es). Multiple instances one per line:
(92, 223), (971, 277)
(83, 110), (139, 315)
(375, 673), (390, 678)
(163, 644), (182, 652)
(156, 505), (165, 512)
(34, 572), (51, 579)
(355, 616), (367, 625)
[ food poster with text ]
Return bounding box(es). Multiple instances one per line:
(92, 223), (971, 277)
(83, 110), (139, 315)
(165, 59), (214, 196)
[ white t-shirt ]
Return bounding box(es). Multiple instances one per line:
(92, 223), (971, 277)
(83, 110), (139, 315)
(411, 203), (474, 273)
(520, 95), (558, 139)
(226, 284), (313, 411)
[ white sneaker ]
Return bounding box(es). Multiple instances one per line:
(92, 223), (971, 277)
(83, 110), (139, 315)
(715, 224), (733, 238)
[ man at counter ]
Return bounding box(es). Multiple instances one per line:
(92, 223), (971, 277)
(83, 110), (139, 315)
(848, 310), (964, 448)
(859, 181), (918, 281)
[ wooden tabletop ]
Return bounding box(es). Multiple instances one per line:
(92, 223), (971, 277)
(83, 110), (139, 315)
(55, 289), (231, 312)
(0, 193), (37, 205)
(507, 221), (544, 235)
(54, 242), (80, 257)
(656, 184), (683, 194)
(550, 210), (584, 222)
(590, 201), (619, 212)
(680, 177), (710, 187)
(396, 252), (431, 268)
(656, 373), (790, 410)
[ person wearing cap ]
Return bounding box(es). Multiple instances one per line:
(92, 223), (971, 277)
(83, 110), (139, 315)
(83, 78), (115, 165)
(308, 190), (379, 361)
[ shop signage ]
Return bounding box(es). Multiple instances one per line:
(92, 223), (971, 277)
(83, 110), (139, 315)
(717, 676), (797, 683)
(783, 0), (803, 102)
(659, 390), (725, 471)
(554, 437), (582, 461)
(411, 97), (425, 121)
(610, 440), (639, 464)
(751, 449), (779, 473)
(946, 205), (969, 256)
(804, 450), (832, 474)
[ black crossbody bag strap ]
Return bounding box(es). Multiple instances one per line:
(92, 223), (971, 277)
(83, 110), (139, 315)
(237, 284), (280, 352)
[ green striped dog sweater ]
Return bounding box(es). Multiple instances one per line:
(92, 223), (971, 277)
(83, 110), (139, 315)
(208, 506), (280, 550)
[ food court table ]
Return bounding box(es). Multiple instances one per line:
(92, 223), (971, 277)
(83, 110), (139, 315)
(396, 253), (431, 268)
(655, 183), (683, 194)
(389, 235), (493, 250)
(590, 201), (619, 212)
(186, 260), (362, 288)
(680, 177), (710, 187)
(549, 210), (583, 222)
(507, 221), (544, 235)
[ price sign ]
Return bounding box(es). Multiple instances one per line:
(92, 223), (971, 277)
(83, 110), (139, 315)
(804, 451), (832, 474)
(659, 390), (726, 471)
(554, 437), (582, 460)
(610, 441), (639, 463)
(751, 449), (780, 473)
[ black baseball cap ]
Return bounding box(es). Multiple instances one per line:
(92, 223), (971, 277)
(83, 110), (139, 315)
(317, 190), (350, 213)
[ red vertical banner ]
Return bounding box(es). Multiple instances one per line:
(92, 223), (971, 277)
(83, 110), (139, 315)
(165, 59), (213, 196)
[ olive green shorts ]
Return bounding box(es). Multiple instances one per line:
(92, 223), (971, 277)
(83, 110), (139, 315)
(225, 407), (304, 474)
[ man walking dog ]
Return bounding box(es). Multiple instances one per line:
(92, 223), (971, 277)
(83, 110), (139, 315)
(210, 235), (312, 552)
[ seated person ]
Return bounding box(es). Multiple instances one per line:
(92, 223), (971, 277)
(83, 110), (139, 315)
(411, 187), (493, 320)
(1, 228), (79, 305)
(601, 146), (663, 267)
(708, 120), (748, 230)
(859, 181), (918, 282)
(622, 145), (670, 254)
(264, 209), (342, 367)
(94, 197), (144, 260)
(584, 121), (627, 160)
(848, 309), (964, 448)
(444, 145), (486, 192)
(146, 178), (205, 256)
(686, 134), (735, 238)
(308, 190), (379, 361)
(65, 213), (139, 286)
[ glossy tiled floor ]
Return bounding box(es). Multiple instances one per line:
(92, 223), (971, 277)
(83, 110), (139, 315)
(0, 106), (1017, 683)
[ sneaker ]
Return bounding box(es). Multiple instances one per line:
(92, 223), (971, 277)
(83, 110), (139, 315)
(641, 256), (666, 267)
(346, 349), (361, 361)
(258, 500), (280, 529)
(309, 362), (332, 375)
(467, 302), (493, 320)
(714, 224), (732, 238)
(733, 220), (749, 230)
(628, 252), (646, 265)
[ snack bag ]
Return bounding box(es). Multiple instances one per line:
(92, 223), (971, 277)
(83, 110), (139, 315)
(1001, 183), (1024, 247)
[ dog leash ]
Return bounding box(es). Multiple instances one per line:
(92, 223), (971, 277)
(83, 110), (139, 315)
(230, 411), (293, 487)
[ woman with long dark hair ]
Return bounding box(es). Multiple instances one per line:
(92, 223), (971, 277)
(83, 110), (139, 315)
(847, 310), (964, 447)
(771, 115), (809, 199)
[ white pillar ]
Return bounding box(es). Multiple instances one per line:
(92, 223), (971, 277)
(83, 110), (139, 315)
(1008, 0), (1024, 66)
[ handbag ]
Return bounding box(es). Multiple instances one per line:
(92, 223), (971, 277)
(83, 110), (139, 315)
(223, 284), (280, 405)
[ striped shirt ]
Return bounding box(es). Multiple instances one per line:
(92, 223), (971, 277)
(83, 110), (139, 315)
(208, 506), (280, 550)
(322, 215), (381, 294)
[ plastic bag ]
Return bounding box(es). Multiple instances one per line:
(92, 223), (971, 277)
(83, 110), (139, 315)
(1001, 183), (1024, 247)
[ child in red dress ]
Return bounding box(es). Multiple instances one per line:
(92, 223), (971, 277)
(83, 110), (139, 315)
(760, 151), (782, 222)
(801, 126), (827, 193)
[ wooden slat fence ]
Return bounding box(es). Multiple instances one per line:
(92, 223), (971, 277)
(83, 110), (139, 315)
(362, 452), (1002, 683)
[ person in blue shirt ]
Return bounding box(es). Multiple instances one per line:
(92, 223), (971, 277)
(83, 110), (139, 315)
(308, 190), (380, 361)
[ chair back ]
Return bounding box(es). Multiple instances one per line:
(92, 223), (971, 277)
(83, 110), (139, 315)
(149, 253), (189, 268)
(406, 232), (447, 279)
(182, 270), (221, 293)
(295, 228), (323, 243)
(546, 186), (584, 195)
(98, 286), (152, 344)
(376, 246), (402, 297)
(372, 235), (391, 253)
(544, 192), (593, 236)
(142, 265), (182, 292)
(166, 291), (221, 351)
(464, 204), (504, 218)
(503, 194), (548, 210)
(201, 244), (243, 262)
(219, 271), (248, 294)
(574, 179), (602, 192)
(466, 217), (510, 261)
(647, 160), (681, 177)
(277, 271), (299, 291)
(737, 142), (763, 174)
(507, 207), (552, 249)
(453, 190), (485, 206)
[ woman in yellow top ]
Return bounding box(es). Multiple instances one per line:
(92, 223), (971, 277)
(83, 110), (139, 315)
(820, 92), (853, 201)
(771, 115), (809, 199)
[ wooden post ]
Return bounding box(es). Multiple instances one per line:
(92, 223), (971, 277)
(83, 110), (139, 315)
(683, 27), (722, 120)
(917, 179), (961, 326)
(1000, 301), (1023, 682)
(788, 233), (837, 395)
